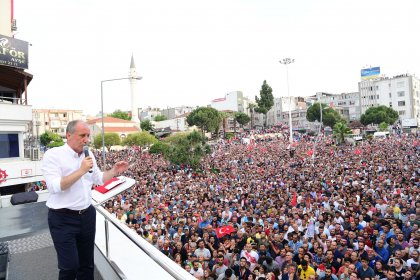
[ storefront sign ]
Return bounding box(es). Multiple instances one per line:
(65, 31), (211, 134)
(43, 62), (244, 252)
(0, 34), (29, 69)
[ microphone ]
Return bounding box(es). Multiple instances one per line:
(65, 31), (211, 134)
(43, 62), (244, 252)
(83, 145), (93, 173)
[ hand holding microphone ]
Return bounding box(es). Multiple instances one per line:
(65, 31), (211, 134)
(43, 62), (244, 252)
(83, 146), (93, 173)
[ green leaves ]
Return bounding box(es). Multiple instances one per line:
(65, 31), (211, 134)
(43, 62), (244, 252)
(108, 110), (131, 120)
(333, 122), (352, 144)
(93, 132), (120, 150)
(360, 106), (398, 126)
(122, 132), (157, 147)
(162, 130), (208, 169)
(306, 103), (344, 128)
(234, 112), (251, 127)
(40, 131), (64, 148)
(153, 115), (168, 122)
(254, 80), (274, 126)
(186, 107), (222, 135)
(378, 122), (389, 132)
(140, 119), (154, 132)
(149, 141), (169, 155)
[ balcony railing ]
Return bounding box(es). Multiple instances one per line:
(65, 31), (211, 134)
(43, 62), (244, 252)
(94, 206), (195, 280)
(0, 96), (28, 105)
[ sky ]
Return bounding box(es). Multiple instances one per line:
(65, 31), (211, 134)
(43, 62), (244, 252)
(14, 0), (420, 116)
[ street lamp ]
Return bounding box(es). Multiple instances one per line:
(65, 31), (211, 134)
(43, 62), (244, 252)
(279, 58), (295, 144)
(100, 76), (142, 167)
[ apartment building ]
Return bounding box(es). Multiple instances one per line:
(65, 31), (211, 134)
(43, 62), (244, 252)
(32, 109), (84, 138)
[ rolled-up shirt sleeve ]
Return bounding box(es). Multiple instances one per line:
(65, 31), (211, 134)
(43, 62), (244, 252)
(41, 150), (63, 194)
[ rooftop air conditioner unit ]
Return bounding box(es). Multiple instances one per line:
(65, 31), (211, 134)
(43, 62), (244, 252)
(31, 148), (40, 161)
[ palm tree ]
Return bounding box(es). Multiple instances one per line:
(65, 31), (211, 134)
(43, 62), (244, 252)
(333, 122), (352, 144)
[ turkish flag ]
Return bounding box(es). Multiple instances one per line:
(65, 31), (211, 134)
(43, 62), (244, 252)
(355, 149), (361, 155)
(215, 225), (235, 239)
(307, 150), (313, 156)
(291, 192), (297, 207)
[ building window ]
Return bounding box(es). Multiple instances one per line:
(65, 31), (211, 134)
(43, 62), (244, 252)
(398, 101), (405, 106)
(397, 81), (405, 88)
(389, 92), (392, 98)
(376, 95), (379, 99)
(397, 91), (405, 97)
(0, 134), (19, 158)
(399, 110), (405, 116)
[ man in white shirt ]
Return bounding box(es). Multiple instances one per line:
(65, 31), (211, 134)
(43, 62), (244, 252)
(42, 120), (128, 280)
(240, 243), (259, 271)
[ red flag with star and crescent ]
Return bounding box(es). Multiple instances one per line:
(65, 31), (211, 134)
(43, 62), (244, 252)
(215, 225), (235, 238)
(291, 192), (297, 207)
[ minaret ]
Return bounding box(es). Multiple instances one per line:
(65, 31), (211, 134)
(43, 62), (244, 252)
(129, 54), (142, 123)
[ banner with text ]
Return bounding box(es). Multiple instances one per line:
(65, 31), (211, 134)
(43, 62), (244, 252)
(0, 34), (29, 69)
(361, 67), (380, 80)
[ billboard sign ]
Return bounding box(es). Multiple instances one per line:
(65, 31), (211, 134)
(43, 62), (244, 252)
(401, 118), (418, 128)
(361, 67), (380, 80)
(0, 34), (29, 69)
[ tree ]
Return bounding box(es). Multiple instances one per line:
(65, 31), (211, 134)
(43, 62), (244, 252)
(254, 80), (274, 127)
(154, 115), (168, 122)
(109, 110), (130, 121)
(234, 112), (251, 129)
(333, 122), (352, 144)
(360, 105), (399, 126)
(140, 119), (154, 132)
(348, 120), (364, 129)
(149, 141), (169, 155)
(93, 133), (120, 151)
(322, 108), (343, 128)
(47, 140), (64, 148)
(122, 131), (157, 147)
(378, 122), (389, 132)
(306, 103), (343, 127)
(164, 130), (210, 169)
(306, 103), (326, 123)
(40, 131), (64, 147)
(186, 107), (222, 135)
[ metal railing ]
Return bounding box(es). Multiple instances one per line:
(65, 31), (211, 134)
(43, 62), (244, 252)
(0, 96), (27, 105)
(94, 206), (195, 280)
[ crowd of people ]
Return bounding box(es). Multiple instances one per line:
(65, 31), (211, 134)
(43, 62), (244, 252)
(95, 130), (419, 280)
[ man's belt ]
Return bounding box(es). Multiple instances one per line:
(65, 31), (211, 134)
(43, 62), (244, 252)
(49, 205), (91, 215)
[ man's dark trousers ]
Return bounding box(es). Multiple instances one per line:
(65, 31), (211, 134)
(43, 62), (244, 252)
(48, 205), (96, 280)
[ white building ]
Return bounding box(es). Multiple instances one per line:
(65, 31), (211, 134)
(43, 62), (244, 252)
(280, 109), (311, 130)
(160, 106), (194, 120)
(210, 91), (248, 113)
(87, 117), (140, 142)
(139, 107), (162, 121)
(152, 113), (190, 132)
(266, 97), (303, 127)
(359, 74), (420, 124)
(32, 108), (84, 138)
(210, 91), (263, 128)
(307, 92), (360, 121)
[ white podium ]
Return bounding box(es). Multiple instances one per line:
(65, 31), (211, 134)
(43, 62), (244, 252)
(91, 176), (136, 205)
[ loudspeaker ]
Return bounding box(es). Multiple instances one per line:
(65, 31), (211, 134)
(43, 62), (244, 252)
(10, 191), (39, 205)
